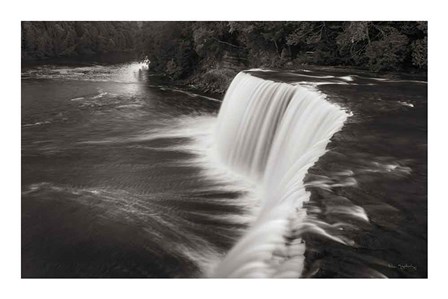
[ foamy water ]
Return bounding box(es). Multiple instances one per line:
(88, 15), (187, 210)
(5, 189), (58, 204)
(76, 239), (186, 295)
(210, 72), (350, 277)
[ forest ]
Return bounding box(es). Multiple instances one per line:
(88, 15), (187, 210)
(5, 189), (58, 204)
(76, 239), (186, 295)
(21, 21), (140, 59)
(22, 21), (427, 92)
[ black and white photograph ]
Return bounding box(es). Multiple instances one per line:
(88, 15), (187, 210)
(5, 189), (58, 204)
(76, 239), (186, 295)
(20, 19), (428, 279)
(1, 0), (446, 297)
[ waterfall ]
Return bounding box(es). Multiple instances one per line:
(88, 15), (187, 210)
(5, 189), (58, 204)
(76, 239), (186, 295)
(211, 72), (349, 278)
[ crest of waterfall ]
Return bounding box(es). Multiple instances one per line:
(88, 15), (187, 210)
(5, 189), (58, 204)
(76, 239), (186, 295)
(211, 72), (349, 278)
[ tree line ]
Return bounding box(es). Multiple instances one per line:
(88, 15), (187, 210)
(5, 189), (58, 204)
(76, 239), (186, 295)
(22, 21), (427, 76)
(21, 21), (139, 60)
(139, 21), (427, 77)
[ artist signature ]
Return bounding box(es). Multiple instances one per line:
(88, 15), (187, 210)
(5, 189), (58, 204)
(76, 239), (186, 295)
(388, 264), (417, 271)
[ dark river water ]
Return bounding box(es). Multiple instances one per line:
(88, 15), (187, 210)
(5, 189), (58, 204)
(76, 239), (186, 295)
(21, 60), (427, 278)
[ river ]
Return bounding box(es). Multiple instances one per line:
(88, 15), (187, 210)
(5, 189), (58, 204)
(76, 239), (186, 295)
(21, 60), (427, 278)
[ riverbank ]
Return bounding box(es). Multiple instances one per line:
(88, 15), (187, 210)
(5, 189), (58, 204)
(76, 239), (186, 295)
(21, 52), (140, 67)
(170, 63), (428, 97)
(21, 54), (427, 98)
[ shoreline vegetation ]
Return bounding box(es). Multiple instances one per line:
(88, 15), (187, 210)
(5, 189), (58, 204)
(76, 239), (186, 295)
(22, 21), (427, 94)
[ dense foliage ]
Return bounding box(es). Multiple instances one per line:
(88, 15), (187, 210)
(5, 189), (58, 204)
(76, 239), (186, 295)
(22, 21), (139, 60)
(22, 21), (427, 90)
(139, 21), (427, 75)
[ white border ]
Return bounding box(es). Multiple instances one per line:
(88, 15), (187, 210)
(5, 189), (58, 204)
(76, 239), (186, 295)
(1, 1), (445, 298)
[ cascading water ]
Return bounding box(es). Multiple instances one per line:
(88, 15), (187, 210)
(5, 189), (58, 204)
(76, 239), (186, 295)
(211, 72), (349, 278)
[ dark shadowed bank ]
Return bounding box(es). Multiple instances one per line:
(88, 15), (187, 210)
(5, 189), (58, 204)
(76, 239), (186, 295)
(22, 21), (427, 94)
